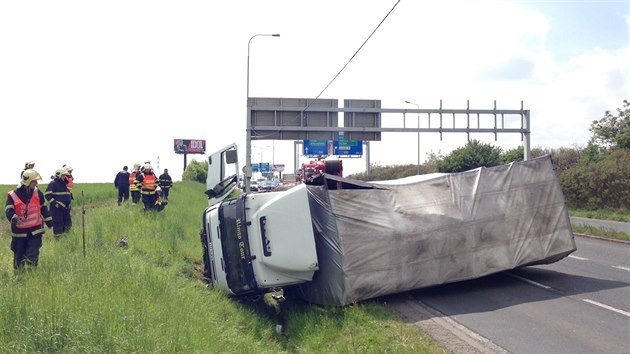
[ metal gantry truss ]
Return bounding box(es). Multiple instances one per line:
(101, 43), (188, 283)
(245, 98), (530, 190)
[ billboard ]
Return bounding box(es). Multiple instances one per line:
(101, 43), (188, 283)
(174, 139), (206, 154)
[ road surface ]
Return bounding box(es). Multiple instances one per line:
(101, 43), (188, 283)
(387, 236), (630, 353)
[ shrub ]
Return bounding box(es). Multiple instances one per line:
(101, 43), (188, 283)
(560, 149), (630, 209)
(182, 160), (207, 183)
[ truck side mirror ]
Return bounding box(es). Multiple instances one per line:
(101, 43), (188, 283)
(226, 150), (237, 164)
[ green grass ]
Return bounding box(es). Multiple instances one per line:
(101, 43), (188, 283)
(0, 182), (447, 353)
(569, 208), (630, 241)
(569, 208), (630, 223)
(572, 225), (630, 242)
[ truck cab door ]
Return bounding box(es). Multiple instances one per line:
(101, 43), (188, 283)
(205, 143), (239, 206)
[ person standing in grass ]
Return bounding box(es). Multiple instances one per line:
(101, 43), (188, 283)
(62, 165), (74, 230)
(17, 161), (35, 188)
(135, 164), (159, 211)
(129, 163), (142, 205)
(158, 168), (173, 201)
(114, 165), (130, 206)
(45, 168), (73, 238)
(5, 169), (53, 269)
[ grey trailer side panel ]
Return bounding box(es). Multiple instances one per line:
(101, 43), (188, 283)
(297, 156), (576, 306)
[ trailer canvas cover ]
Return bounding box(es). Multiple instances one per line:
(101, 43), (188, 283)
(296, 156), (576, 306)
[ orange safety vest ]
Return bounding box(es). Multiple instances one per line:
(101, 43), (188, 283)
(129, 171), (139, 191)
(141, 174), (157, 194)
(66, 176), (74, 192)
(8, 188), (43, 229)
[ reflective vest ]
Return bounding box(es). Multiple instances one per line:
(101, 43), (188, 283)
(129, 171), (139, 191)
(8, 188), (43, 229)
(66, 176), (74, 192)
(141, 174), (157, 194)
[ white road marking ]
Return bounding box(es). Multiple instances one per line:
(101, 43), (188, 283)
(507, 273), (551, 289)
(583, 299), (630, 317)
(568, 255), (589, 261)
(612, 265), (630, 272)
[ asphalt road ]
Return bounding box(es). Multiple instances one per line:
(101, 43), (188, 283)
(388, 236), (630, 353)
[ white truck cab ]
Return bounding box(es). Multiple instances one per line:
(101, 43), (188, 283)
(201, 143), (318, 297)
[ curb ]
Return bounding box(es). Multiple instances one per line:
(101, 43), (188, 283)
(573, 232), (630, 245)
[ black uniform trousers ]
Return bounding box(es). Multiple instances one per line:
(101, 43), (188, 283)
(11, 235), (43, 269)
(50, 203), (72, 235)
(117, 185), (130, 204)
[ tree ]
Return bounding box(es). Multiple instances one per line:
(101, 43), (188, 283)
(589, 100), (630, 150)
(501, 146), (524, 164)
(182, 159), (207, 183)
(437, 140), (503, 173)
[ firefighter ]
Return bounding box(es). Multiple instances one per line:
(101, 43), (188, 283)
(20, 161), (35, 178)
(129, 163), (142, 205)
(114, 166), (130, 206)
(153, 186), (167, 212)
(17, 161), (35, 187)
(45, 168), (73, 237)
(5, 169), (53, 269)
(135, 164), (158, 211)
(158, 168), (173, 201)
(63, 165), (74, 194)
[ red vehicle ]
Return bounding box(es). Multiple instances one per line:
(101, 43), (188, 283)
(300, 159), (343, 185)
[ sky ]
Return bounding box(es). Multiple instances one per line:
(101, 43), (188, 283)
(1, 0), (628, 184)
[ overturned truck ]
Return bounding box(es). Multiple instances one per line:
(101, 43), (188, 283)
(201, 144), (576, 306)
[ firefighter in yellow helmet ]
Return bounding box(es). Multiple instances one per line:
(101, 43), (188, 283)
(153, 186), (168, 212)
(17, 161), (35, 187)
(129, 163), (142, 205)
(45, 168), (73, 237)
(5, 169), (53, 269)
(135, 164), (159, 211)
(62, 165), (74, 194)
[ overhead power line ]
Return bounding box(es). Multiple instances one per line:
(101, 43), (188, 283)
(305, 0), (402, 111)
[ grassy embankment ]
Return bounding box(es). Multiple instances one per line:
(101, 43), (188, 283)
(569, 208), (630, 241)
(0, 182), (446, 353)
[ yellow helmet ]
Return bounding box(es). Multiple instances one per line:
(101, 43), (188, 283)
(21, 169), (42, 186)
(134, 163), (141, 169)
(63, 165), (73, 173)
(24, 161), (35, 169)
(144, 164), (153, 171)
(55, 168), (68, 177)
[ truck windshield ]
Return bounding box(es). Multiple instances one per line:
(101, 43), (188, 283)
(218, 197), (257, 295)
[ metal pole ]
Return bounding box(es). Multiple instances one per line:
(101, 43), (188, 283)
(405, 100), (421, 175)
(246, 33), (280, 193)
(81, 190), (86, 258)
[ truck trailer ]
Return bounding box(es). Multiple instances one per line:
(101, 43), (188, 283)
(201, 143), (576, 306)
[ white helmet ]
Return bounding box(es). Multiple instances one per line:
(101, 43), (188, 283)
(21, 169), (42, 186)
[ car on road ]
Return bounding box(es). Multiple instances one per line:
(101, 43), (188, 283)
(261, 180), (276, 192)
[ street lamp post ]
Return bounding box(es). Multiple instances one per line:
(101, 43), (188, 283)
(405, 100), (421, 175)
(246, 33), (280, 193)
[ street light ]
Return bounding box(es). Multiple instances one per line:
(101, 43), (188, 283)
(405, 100), (421, 175)
(246, 33), (280, 193)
